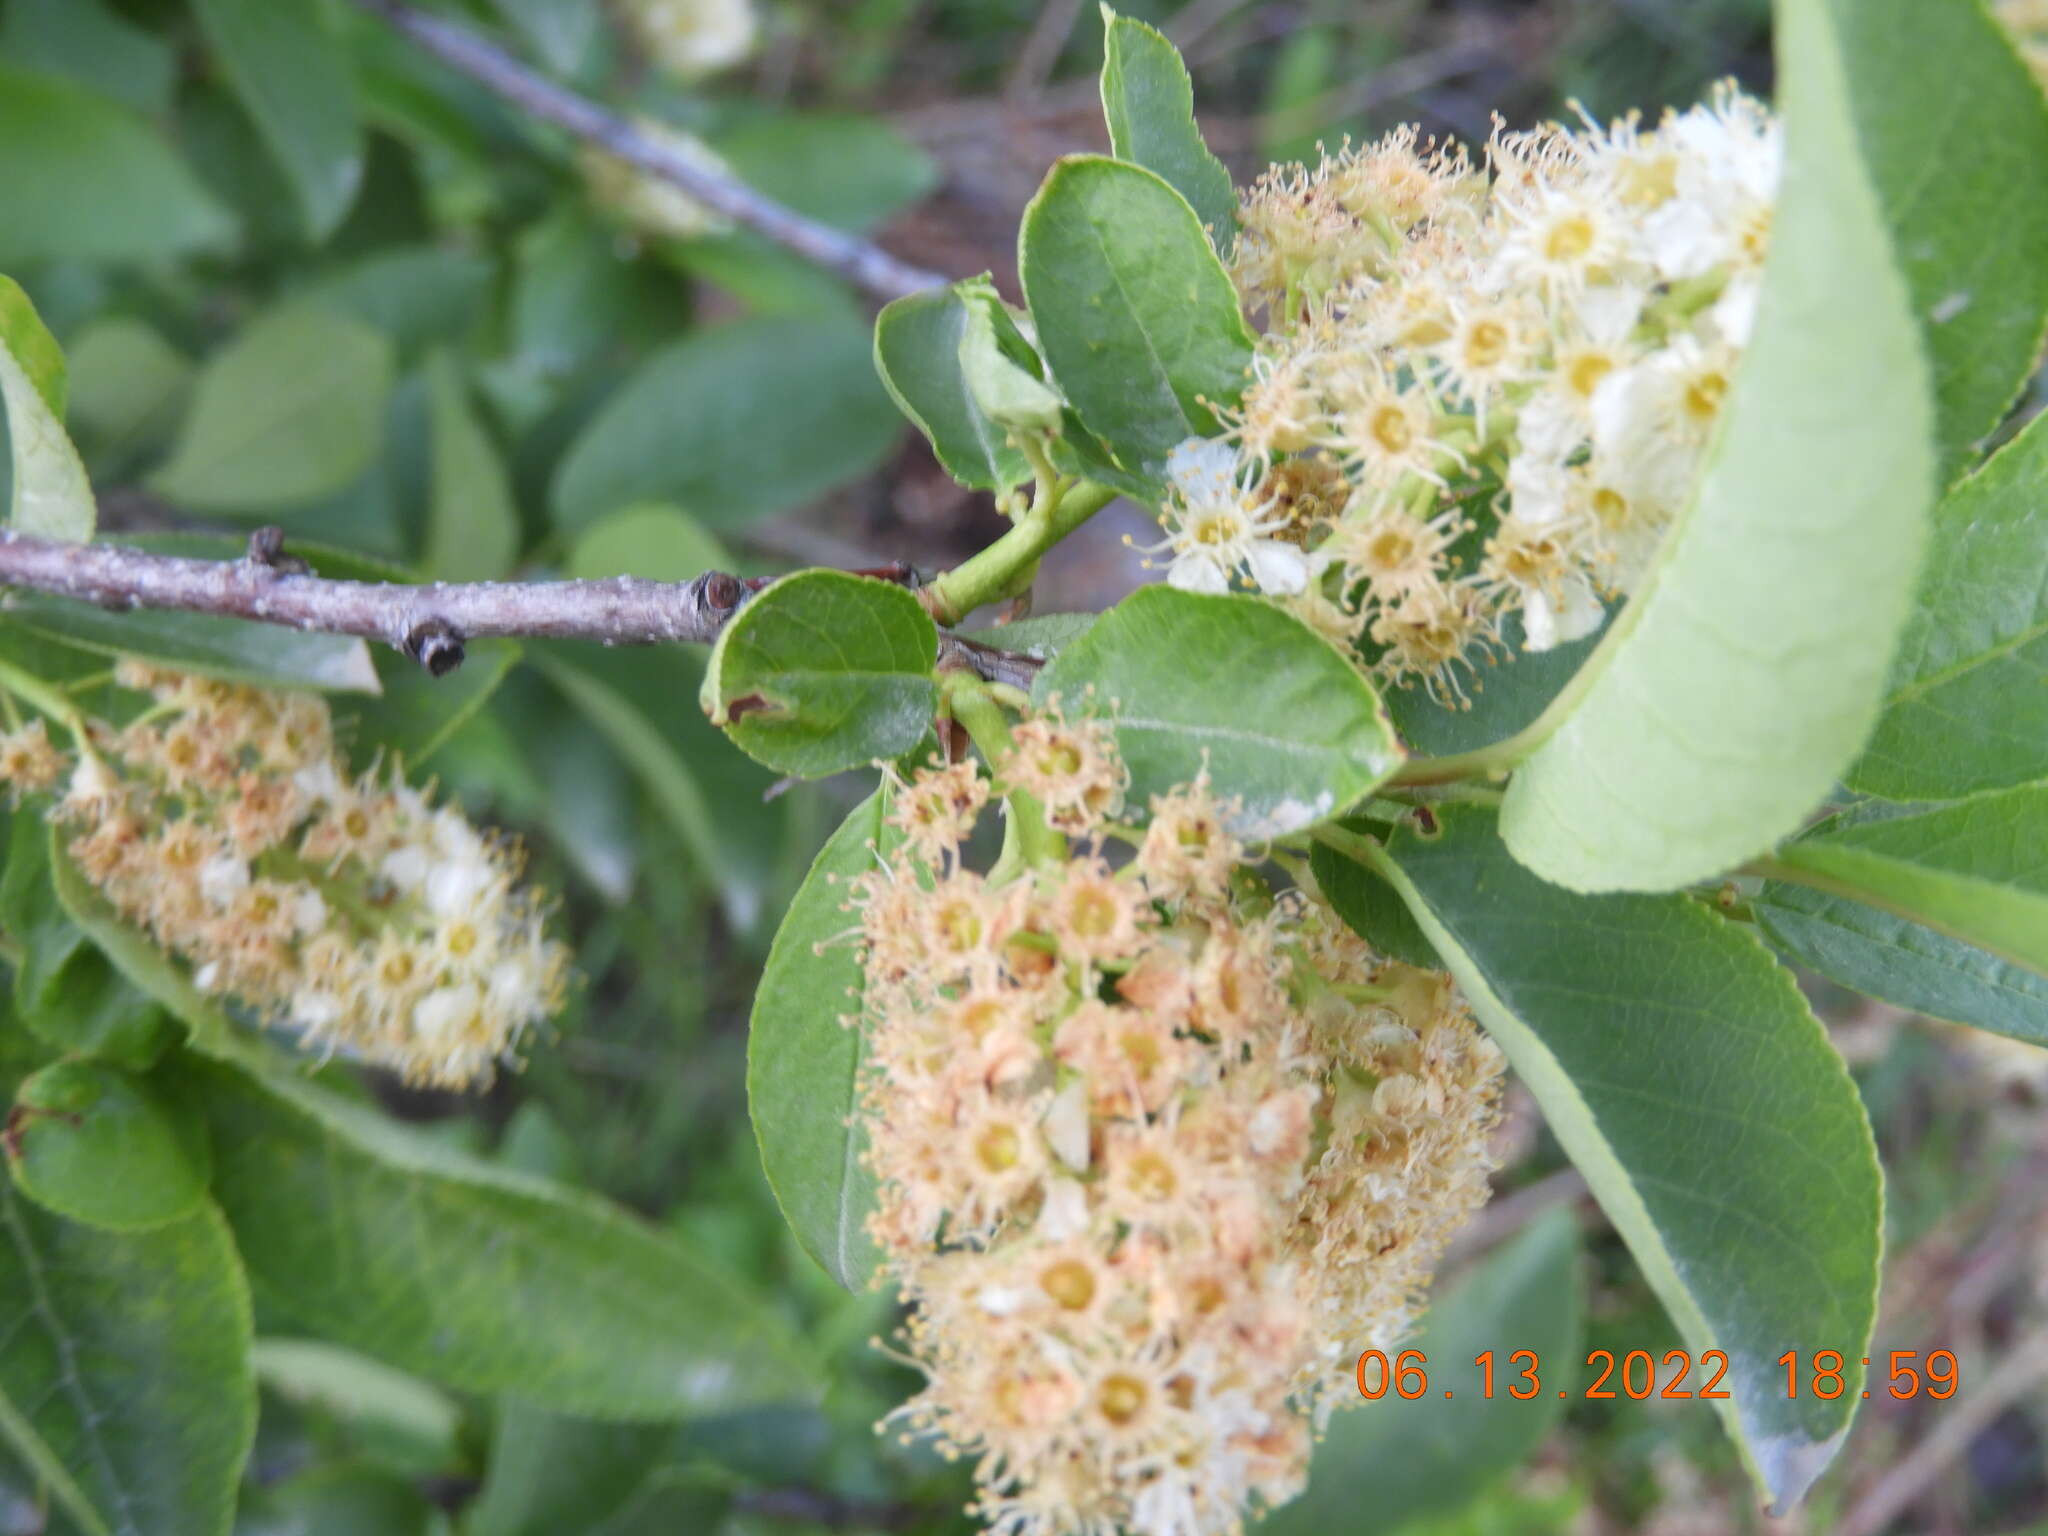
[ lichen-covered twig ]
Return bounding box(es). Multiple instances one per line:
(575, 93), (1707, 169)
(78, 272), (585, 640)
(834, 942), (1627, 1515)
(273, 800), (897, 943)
(0, 529), (1044, 690)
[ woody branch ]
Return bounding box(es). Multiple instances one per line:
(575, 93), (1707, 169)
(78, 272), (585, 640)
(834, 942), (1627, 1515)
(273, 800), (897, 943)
(0, 529), (1044, 691)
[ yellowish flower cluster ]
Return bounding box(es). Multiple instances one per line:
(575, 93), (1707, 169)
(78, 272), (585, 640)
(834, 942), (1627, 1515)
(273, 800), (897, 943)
(1152, 88), (1780, 704)
(619, 0), (757, 78)
(850, 726), (1503, 1536)
(0, 664), (567, 1089)
(581, 116), (735, 241)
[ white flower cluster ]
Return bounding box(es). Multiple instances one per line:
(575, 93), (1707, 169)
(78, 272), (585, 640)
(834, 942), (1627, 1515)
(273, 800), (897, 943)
(1143, 87), (1781, 703)
(0, 663), (567, 1089)
(619, 0), (757, 78)
(850, 735), (1503, 1536)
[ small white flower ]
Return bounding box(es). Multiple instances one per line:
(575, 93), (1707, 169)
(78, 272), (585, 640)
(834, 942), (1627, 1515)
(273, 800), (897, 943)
(199, 854), (251, 908)
(1143, 438), (1308, 596)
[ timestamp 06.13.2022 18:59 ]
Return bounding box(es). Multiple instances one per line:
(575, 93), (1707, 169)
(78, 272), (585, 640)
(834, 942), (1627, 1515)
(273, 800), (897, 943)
(1354, 1349), (1962, 1403)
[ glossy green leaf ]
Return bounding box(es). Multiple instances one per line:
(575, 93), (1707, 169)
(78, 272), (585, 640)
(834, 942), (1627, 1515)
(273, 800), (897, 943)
(1831, 0), (2048, 484)
(0, 275), (93, 541)
(702, 570), (938, 778)
(1763, 790), (2048, 978)
(1362, 805), (1882, 1507)
(1500, 0), (1937, 892)
(749, 790), (886, 1290)
(1850, 412), (2048, 800)
(552, 315), (899, 534)
(192, 0), (363, 241)
(171, 1055), (820, 1418)
(0, 1182), (254, 1536)
(957, 288), (1065, 434)
(1098, 7), (1237, 247)
(6, 594), (380, 693)
(1265, 1211), (1583, 1535)
(6, 1061), (210, 1231)
(255, 1464), (444, 1536)
(1019, 155), (1253, 473)
(1755, 878), (2048, 1046)
(423, 351), (519, 582)
(150, 302), (394, 515)
(714, 113), (936, 234)
(0, 63), (232, 267)
(1037, 586), (1401, 837)
(567, 504), (731, 583)
(873, 285), (1032, 492)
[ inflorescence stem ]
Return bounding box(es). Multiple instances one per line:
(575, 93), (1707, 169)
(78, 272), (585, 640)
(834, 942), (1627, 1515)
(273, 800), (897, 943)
(923, 479), (1118, 626)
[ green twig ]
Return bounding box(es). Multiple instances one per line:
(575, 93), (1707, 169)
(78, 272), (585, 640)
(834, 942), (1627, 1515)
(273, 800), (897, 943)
(944, 675), (1066, 872)
(924, 480), (1117, 626)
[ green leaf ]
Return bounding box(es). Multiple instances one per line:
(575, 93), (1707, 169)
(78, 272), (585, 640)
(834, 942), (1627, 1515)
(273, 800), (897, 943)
(958, 288), (1066, 434)
(1360, 806), (1882, 1508)
(338, 640), (521, 767)
(6, 1060), (210, 1232)
(1755, 878), (2048, 1046)
(0, 274), (94, 541)
(16, 936), (177, 1070)
(749, 791), (886, 1290)
(252, 1339), (464, 1477)
(530, 650), (719, 892)
(422, 351), (519, 582)
(487, 0), (600, 74)
(1036, 586), (1401, 837)
(1831, 0), (2048, 484)
(1849, 412), (2048, 800)
(192, 0), (363, 241)
(1020, 155), (1253, 474)
(0, 63), (232, 267)
(1098, 7), (1237, 248)
(552, 315), (899, 534)
(0, 1182), (254, 1536)
(701, 570), (939, 779)
(1762, 789), (2048, 977)
(873, 286), (1031, 492)
(971, 611), (1099, 660)
(1498, 0), (1938, 892)
(1310, 830), (1440, 968)
(150, 302), (395, 515)
(1264, 1211), (1583, 1535)
(0, 0), (175, 117)
(170, 1055), (820, 1418)
(63, 316), (193, 472)
(309, 246), (494, 362)
(713, 113), (937, 234)
(6, 594), (380, 694)
(1388, 606), (1611, 760)
(567, 504), (731, 584)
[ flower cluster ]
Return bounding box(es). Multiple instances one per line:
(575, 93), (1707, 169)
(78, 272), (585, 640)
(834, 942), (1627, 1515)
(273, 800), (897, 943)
(581, 116), (735, 241)
(850, 725), (1503, 1536)
(1145, 87), (1780, 704)
(619, 0), (757, 78)
(0, 664), (567, 1089)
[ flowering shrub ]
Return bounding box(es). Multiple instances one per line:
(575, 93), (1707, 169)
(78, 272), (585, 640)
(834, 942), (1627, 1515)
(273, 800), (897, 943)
(0, 1), (2046, 1533)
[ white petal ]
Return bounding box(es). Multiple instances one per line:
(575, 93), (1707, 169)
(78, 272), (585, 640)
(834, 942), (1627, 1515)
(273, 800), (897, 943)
(1167, 556), (1231, 595)
(1044, 1081), (1091, 1172)
(1247, 540), (1308, 595)
(1521, 589), (1560, 652)
(1166, 436), (1238, 495)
